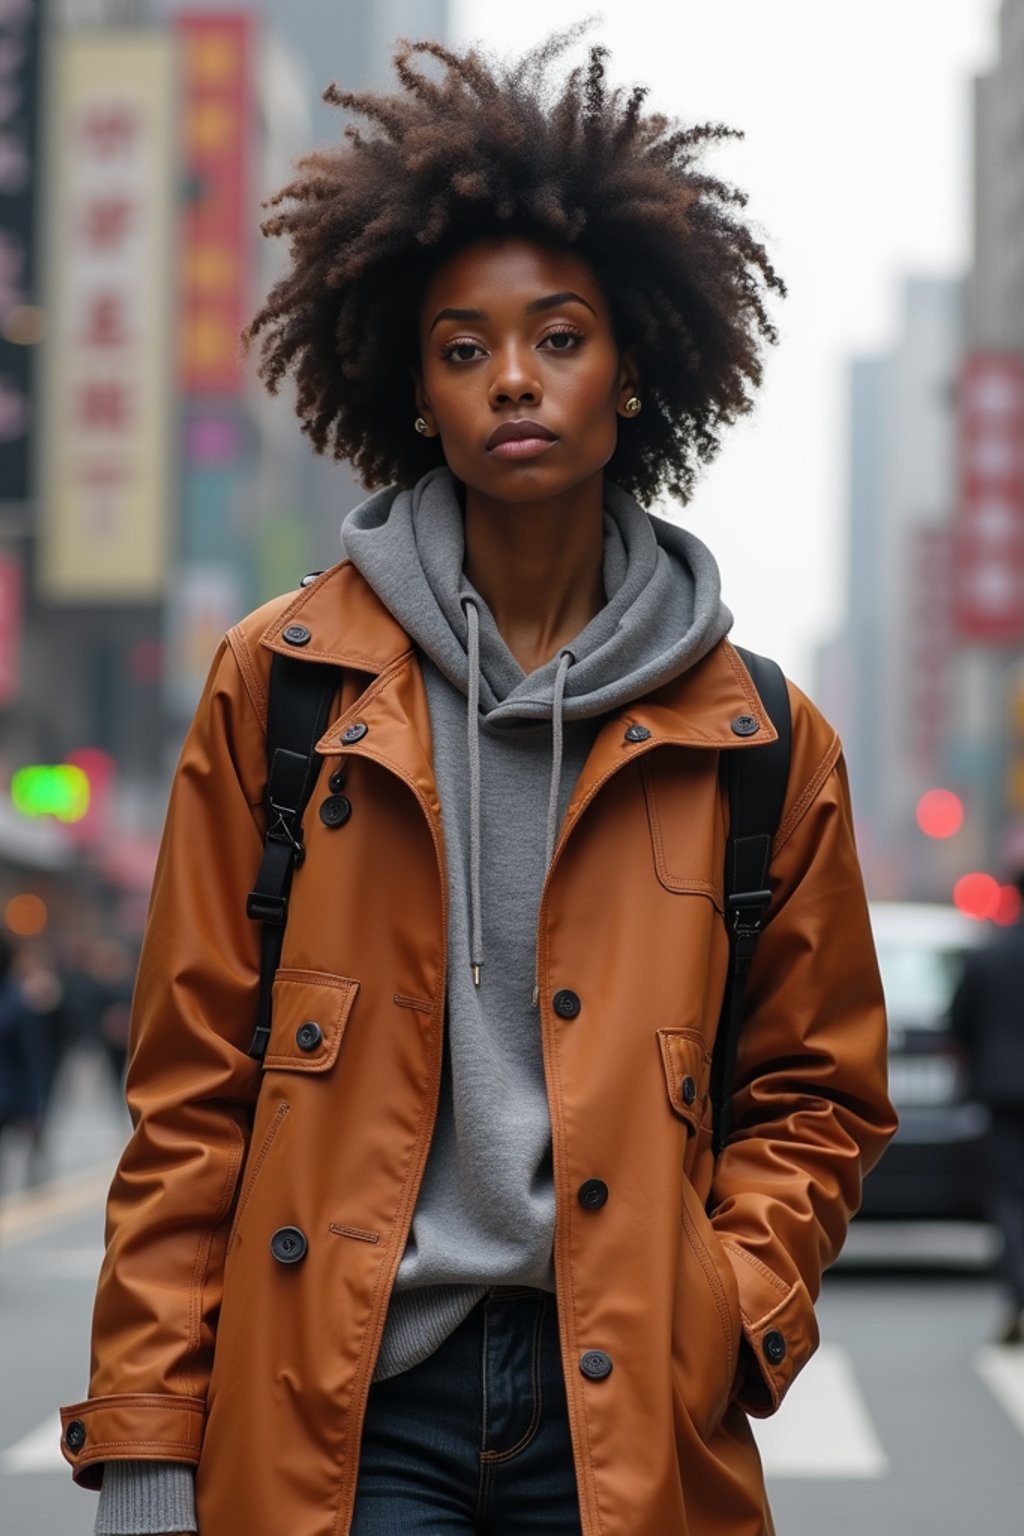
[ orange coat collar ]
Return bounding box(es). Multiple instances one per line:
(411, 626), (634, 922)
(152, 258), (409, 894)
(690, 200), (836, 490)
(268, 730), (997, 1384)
(258, 559), (780, 755)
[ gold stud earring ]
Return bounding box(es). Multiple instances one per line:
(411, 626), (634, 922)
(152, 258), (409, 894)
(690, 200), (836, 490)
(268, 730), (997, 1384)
(624, 396), (642, 417)
(414, 416), (431, 435)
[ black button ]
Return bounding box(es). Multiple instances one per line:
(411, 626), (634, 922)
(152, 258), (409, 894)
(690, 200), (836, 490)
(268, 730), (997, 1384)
(624, 723), (651, 743)
(283, 624), (311, 646)
(552, 989), (581, 1019)
(681, 1075), (696, 1106)
(296, 1021), (322, 1052)
(270, 1226), (308, 1265)
(300, 570), (324, 587)
(64, 1420), (86, 1452)
(580, 1350), (613, 1380)
(341, 722), (368, 744)
(763, 1329), (786, 1365)
(329, 768), (347, 792)
(731, 714), (760, 737)
(578, 1179), (609, 1210)
(319, 794), (351, 828)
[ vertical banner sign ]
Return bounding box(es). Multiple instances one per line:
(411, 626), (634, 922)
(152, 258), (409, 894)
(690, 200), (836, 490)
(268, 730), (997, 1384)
(176, 12), (251, 395)
(908, 526), (952, 771)
(39, 34), (175, 601)
(0, 0), (42, 503)
(0, 546), (22, 701)
(953, 355), (1024, 643)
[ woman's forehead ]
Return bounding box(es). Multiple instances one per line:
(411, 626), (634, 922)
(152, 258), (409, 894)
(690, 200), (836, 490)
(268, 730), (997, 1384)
(420, 236), (608, 318)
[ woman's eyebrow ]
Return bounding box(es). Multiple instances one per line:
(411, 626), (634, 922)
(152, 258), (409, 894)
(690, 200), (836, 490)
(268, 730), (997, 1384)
(429, 306), (485, 332)
(428, 291), (598, 333)
(526, 291), (597, 316)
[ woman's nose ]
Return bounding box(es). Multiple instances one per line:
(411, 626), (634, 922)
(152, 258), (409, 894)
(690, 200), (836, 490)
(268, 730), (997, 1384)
(489, 346), (542, 407)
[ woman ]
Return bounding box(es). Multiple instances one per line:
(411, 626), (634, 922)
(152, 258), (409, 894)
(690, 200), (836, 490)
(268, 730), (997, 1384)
(62, 34), (895, 1536)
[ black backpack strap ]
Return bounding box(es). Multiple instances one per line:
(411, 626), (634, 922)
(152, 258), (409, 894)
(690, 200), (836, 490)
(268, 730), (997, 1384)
(710, 647), (792, 1157)
(245, 652), (340, 1060)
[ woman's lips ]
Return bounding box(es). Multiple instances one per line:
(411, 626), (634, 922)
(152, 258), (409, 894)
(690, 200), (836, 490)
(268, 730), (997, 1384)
(488, 436), (558, 460)
(485, 419), (558, 459)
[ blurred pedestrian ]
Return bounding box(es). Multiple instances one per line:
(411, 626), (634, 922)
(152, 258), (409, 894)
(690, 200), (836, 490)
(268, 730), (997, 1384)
(60, 30), (896, 1536)
(952, 870), (1024, 1345)
(0, 931), (48, 1196)
(86, 935), (137, 1091)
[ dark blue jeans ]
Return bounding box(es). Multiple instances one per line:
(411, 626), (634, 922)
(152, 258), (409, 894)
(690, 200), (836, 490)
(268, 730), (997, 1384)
(352, 1288), (583, 1535)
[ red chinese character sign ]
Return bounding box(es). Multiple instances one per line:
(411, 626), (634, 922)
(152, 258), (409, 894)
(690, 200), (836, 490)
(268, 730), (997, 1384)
(0, 0), (42, 503)
(39, 35), (175, 601)
(953, 355), (1024, 643)
(176, 13), (252, 396)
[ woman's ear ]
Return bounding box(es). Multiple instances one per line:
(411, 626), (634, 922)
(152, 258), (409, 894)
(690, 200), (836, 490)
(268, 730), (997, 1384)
(616, 347), (641, 418)
(413, 374), (439, 438)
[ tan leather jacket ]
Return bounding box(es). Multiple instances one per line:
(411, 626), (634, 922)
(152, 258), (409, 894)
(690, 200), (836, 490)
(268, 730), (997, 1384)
(61, 562), (896, 1535)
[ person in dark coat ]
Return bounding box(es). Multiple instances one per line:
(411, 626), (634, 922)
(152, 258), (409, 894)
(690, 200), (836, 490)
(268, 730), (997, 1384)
(951, 872), (1024, 1344)
(0, 932), (49, 1191)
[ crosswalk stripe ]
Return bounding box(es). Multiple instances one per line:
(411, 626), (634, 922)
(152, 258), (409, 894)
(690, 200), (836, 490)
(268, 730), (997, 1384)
(1, 1414), (64, 1474)
(751, 1344), (889, 1478)
(975, 1345), (1024, 1436)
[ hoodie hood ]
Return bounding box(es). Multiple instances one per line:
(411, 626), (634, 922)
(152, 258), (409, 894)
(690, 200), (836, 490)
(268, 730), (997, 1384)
(340, 466), (733, 722)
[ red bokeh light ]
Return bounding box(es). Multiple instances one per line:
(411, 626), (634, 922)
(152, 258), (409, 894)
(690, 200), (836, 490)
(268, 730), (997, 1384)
(993, 885), (1023, 926)
(953, 871), (1000, 921)
(916, 788), (964, 839)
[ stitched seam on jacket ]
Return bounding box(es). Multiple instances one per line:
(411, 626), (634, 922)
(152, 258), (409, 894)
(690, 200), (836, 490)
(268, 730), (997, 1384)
(722, 641), (773, 719)
(721, 1240), (790, 1299)
(184, 1115), (246, 1396)
(681, 1197), (737, 1381)
(227, 625), (268, 733)
(641, 755), (724, 903)
(226, 1102), (290, 1255)
(773, 734), (841, 856)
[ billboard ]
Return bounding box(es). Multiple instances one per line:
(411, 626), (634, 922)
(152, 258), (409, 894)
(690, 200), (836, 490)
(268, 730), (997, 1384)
(176, 12), (252, 396)
(38, 33), (176, 601)
(953, 355), (1024, 644)
(0, 0), (43, 503)
(0, 544), (21, 702)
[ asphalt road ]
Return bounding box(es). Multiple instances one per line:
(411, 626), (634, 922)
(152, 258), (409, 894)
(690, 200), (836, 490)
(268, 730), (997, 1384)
(3, 1050), (1023, 1536)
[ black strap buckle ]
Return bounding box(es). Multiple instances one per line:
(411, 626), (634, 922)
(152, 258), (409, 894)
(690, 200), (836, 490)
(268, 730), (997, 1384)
(246, 891), (288, 924)
(266, 802), (306, 864)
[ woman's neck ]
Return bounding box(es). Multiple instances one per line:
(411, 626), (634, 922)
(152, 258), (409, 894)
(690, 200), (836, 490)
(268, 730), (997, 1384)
(461, 474), (606, 675)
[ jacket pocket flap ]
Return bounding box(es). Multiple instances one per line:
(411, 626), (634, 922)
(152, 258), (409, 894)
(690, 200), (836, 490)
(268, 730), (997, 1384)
(657, 1028), (712, 1129)
(264, 970), (359, 1072)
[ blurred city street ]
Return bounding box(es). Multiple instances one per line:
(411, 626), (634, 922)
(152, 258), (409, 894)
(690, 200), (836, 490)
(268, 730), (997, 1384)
(2, 1052), (1024, 1535)
(2, 1), (1024, 1533)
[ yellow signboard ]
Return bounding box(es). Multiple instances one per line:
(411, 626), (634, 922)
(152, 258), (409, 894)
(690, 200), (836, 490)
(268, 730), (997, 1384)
(38, 34), (176, 601)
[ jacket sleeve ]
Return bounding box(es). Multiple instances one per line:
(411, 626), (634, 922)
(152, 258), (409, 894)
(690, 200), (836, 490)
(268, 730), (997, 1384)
(60, 633), (268, 1488)
(709, 688), (896, 1417)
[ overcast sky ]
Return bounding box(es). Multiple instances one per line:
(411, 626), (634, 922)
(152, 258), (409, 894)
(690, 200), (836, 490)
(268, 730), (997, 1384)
(450, 0), (1002, 688)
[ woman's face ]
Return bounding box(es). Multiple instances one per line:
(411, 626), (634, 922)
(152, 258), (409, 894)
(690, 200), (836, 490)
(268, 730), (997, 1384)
(416, 237), (636, 506)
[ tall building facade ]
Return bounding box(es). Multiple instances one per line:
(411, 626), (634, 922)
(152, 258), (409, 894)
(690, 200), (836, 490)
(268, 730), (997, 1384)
(817, 279), (965, 899)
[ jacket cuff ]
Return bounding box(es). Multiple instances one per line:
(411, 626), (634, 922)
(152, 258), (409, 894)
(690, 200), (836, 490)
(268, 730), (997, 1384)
(59, 1395), (205, 1489)
(720, 1243), (819, 1417)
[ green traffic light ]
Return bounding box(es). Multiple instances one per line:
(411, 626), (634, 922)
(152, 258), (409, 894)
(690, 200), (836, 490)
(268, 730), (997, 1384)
(11, 764), (91, 823)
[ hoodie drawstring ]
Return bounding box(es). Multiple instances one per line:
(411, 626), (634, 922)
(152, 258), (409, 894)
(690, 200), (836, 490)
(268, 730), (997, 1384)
(466, 599), (484, 987)
(464, 596), (573, 1001)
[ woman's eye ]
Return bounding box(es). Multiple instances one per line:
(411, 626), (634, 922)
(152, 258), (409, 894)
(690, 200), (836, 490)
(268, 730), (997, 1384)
(540, 328), (583, 352)
(440, 340), (485, 363)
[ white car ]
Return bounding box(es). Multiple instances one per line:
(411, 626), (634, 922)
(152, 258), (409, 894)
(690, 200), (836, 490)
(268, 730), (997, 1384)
(859, 901), (989, 1218)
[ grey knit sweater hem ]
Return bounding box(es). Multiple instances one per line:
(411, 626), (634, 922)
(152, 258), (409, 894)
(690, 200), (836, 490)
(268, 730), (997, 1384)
(94, 1459), (197, 1535)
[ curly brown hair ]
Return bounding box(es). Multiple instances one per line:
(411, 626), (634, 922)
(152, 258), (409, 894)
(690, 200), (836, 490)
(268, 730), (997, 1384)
(245, 30), (785, 504)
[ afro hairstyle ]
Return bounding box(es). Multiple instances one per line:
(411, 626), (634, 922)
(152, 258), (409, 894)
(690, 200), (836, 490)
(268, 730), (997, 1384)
(245, 29), (785, 504)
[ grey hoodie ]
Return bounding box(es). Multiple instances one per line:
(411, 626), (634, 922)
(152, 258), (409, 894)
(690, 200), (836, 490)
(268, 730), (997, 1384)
(341, 467), (732, 1380)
